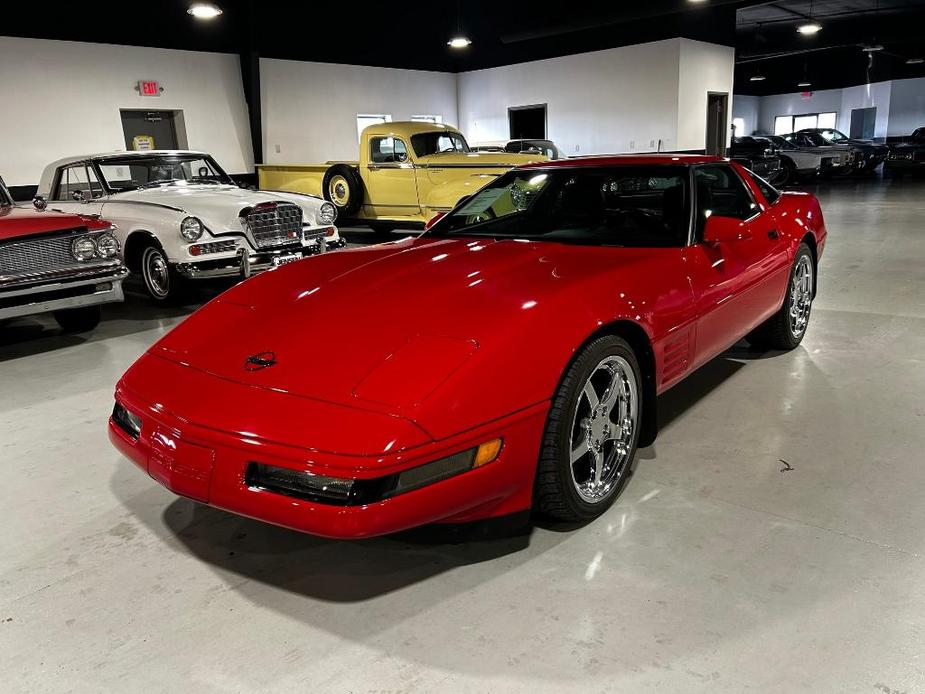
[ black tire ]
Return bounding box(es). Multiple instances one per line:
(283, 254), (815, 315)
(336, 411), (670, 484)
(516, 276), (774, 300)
(140, 243), (186, 304)
(53, 306), (101, 333)
(322, 164), (364, 216)
(534, 335), (643, 523)
(368, 222), (395, 237)
(747, 243), (815, 350)
(779, 157), (796, 185)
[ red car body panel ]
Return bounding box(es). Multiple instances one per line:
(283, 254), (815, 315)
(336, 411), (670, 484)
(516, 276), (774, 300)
(109, 155), (827, 538)
(0, 204), (111, 239)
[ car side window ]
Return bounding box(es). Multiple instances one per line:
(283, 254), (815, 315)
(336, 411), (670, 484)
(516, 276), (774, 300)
(694, 165), (758, 235)
(370, 136), (408, 164)
(53, 164), (104, 201)
(750, 173), (781, 206)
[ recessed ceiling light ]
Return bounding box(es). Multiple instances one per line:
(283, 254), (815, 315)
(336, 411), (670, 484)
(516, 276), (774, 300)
(862, 44), (884, 52)
(797, 23), (822, 35)
(750, 75), (766, 82)
(447, 36), (472, 49)
(907, 57), (924, 65)
(188, 3), (222, 19)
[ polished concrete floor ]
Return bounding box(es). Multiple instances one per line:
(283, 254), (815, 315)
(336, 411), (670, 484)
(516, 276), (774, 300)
(2, 176), (924, 693)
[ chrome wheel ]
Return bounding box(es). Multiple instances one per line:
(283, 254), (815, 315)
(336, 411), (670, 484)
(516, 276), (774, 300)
(789, 254), (813, 338)
(142, 246), (170, 299)
(568, 355), (639, 503)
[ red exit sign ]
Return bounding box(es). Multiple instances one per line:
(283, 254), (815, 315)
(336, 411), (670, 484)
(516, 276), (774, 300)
(138, 80), (161, 97)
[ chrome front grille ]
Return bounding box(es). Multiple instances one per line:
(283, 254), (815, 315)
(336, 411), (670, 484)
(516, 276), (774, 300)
(0, 229), (90, 277)
(245, 202), (303, 249)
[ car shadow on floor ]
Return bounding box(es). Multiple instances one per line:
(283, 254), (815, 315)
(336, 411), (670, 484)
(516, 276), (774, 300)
(147, 493), (545, 604)
(0, 278), (226, 362)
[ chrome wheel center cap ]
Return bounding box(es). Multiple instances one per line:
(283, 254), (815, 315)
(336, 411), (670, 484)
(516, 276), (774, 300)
(588, 409), (609, 445)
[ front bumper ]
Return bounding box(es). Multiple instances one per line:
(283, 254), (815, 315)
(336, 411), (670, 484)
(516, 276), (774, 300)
(0, 264), (128, 321)
(885, 157), (925, 171)
(177, 238), (328, 280)
(109, 364), (545, 539)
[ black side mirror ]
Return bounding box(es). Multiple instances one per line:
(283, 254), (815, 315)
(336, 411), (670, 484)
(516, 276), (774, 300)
(72, 190), (87, 203)
(33, 196), (48, 211)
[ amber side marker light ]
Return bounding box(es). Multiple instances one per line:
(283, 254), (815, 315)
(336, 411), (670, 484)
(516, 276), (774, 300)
(475, 438), (504, 467)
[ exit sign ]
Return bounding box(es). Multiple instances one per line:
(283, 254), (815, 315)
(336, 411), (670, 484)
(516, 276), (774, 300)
(138, 80), (161, 97)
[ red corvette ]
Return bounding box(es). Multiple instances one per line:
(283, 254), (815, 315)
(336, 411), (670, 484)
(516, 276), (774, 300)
(109, 155), (826, 538)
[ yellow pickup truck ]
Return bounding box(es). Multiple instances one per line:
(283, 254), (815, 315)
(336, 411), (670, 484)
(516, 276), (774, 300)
(257, 122), (545, 233)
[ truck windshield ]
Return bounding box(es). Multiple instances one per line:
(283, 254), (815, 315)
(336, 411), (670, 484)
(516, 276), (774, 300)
(410, 132), (470, 157)
(95, 155), (234, 192)
(427, 166), (689, 248)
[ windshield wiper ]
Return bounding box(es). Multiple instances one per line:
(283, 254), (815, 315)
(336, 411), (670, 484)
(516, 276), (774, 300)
(137, 179), (181, 190)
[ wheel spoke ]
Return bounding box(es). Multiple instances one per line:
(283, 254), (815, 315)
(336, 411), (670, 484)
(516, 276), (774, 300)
(590, 446), (603, 485)
(570, 439), (589, 463)
(583, 381), (600, 409)
(600, 366), (622, 411)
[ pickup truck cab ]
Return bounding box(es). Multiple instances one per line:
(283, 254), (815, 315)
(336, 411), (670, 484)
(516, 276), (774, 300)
(257, 122), (544, 233)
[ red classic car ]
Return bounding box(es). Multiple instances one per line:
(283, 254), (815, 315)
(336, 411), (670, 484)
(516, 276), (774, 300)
(1, 177), (127, 332)
(110, 155), (826, 538)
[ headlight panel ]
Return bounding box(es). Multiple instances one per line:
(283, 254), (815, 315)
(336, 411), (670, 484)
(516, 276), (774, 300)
(180, 217), (204, 241)
(319, 201), (337, 225)
(244, 439), (503, 506)
(95, 232), (119, 258)
(71, 236), (98, 262)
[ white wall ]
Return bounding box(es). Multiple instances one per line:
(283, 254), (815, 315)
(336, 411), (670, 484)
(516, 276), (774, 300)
(751, 80), (904, 138)
(457, 39), (684, 156)
(887, 78), (925, 136)
(732, 95), (760, 136)
(0, 36), (253, 186)
(261, 59), (458, 163)
(676, 40), (736, 151)
(840, 81), (892, 139)
(755, 87), (845, 134)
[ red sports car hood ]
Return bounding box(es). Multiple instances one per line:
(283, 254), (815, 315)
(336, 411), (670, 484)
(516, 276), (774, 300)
(151, 236), (653, 433)
(0, 205), (107, 240)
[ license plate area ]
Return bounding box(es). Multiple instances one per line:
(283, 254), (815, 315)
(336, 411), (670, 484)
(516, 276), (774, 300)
(148, 427), (215, 502)
(272, 253), (301, 267)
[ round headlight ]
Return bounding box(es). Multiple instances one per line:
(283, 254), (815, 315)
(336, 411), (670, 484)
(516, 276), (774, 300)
(95, 233), (119, 258)
(71, 236), (97, 262)
(180, 217), (204, 241)
(319, 202), (337, 225)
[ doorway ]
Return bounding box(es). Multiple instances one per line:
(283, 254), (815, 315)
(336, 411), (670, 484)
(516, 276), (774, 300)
(705, 93), (729, 156)
(509, 104), (547, 140)
(120, 110), (187, 151)
(849, 107), (877, 139)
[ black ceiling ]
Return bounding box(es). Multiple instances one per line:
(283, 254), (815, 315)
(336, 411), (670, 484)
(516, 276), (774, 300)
(735, 0), (925, 94)
(2, 0), (924, 94)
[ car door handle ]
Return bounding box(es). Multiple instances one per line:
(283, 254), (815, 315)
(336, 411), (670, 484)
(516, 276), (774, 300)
(768, 229), (779, 240)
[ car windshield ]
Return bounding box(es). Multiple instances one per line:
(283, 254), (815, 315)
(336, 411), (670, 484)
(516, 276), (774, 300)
(763, 136), (796, 150)
(801, 132), (831, 147)
(505, 140), (561, 159)
(410, 132), (470, 157)
(816, 129), (849, 143)
(0, 180), (11, 206)
(427, 166), (689, 248)
(95, 154), (233, 192)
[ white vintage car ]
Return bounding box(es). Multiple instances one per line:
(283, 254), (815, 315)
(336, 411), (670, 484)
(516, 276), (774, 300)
(35, 150), (344, 301)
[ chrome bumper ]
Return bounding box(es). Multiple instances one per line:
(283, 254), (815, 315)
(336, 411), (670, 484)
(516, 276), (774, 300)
(176, 238), (332, 280)
(0, 266), (128, 321)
